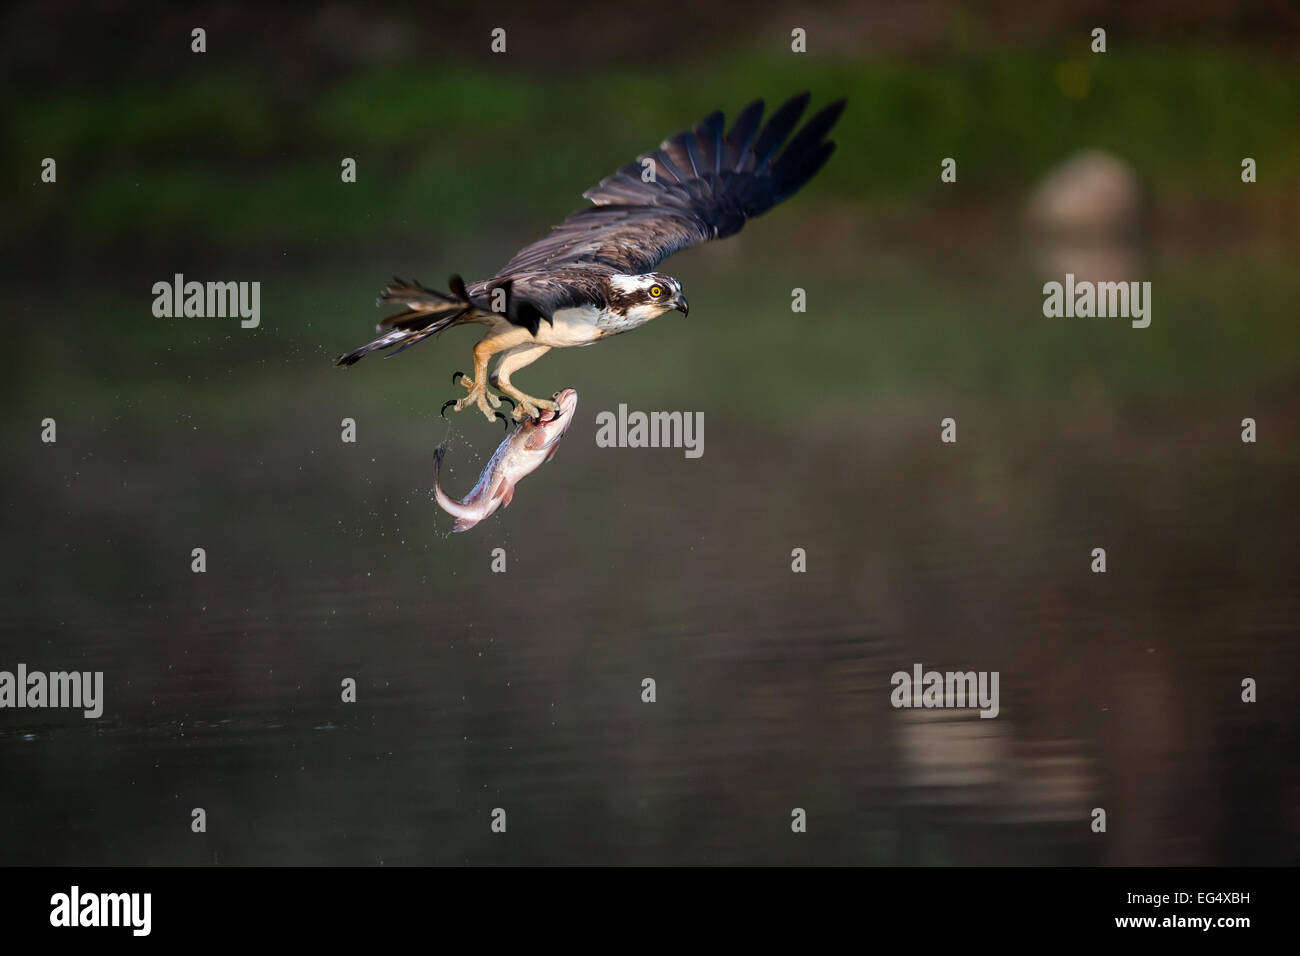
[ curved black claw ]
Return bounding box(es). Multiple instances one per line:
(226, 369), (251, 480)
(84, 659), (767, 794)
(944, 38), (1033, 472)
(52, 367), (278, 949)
(496, 413), (511, 430)
(497, 395), (516, 410)
(440, 399), (457, 418)
(451, 370), (466, 386)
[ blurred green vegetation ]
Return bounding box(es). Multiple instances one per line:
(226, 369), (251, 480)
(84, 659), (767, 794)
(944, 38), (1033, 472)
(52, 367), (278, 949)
(9, 47), (1299, 244)
(5, 45), (1298, 428)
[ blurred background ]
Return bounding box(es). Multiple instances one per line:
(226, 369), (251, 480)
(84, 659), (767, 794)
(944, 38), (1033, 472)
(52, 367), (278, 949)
(1, 0), (1297, 864)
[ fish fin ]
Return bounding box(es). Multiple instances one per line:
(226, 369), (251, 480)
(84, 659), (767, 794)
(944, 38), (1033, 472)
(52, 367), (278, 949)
(545, 444), (561, 462)
(451, 516), (478, 533)
(494, 478), (515, 509)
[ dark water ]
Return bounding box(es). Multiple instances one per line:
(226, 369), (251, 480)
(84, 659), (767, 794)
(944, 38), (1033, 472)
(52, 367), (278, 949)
(2, 233), (1298, 865)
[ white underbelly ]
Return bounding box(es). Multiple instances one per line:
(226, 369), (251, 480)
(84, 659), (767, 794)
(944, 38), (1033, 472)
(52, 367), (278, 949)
(533, 305), (648, 348)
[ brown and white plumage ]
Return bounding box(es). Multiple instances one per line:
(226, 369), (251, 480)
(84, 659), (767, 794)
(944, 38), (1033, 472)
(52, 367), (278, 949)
(337, 92), (846, 420)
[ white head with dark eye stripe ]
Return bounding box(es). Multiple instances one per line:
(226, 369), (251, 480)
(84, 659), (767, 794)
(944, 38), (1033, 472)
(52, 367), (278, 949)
(608, 273), (689, 322)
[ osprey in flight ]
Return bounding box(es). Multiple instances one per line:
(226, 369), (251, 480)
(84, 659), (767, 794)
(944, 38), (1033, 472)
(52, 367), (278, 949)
(337, 92), (846, 422)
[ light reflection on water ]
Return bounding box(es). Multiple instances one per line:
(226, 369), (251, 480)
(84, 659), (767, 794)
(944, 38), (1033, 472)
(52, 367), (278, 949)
(2, 233), (1297, 865)
(2, 377), (1295, 865)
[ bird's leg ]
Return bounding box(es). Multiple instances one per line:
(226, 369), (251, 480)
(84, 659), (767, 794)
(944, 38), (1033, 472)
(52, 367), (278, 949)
(489, 343), (555, 421)
(450, 329), (532, 422)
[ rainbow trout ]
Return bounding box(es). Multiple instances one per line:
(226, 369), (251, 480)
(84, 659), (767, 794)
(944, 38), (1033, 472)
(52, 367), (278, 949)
(433, 388), (578, 532)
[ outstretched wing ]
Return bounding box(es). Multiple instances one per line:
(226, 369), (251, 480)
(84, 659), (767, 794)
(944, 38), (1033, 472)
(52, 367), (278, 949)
(491, 93), (846, 280)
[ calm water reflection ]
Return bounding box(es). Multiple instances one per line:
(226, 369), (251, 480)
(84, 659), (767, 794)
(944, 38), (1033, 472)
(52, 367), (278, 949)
(2, 229), (1297, 865)
(3, 378), (1295, 865)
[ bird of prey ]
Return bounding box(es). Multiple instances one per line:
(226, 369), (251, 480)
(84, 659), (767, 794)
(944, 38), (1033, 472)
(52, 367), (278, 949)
(337, 92), (846, 422)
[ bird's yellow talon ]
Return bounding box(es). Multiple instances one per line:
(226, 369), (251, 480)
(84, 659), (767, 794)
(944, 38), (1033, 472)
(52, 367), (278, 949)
(445, 375), (504, 422)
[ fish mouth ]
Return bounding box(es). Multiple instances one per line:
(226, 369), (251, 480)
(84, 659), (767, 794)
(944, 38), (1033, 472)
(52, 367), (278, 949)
(531, 389), (577, 447)
(538, 388), (578, 423)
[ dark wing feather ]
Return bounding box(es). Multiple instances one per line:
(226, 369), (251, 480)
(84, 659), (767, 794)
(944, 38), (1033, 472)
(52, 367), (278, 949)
(749, 92), (811, 169)
(490, 93), (846, 288)
(722, 100), (765, 172)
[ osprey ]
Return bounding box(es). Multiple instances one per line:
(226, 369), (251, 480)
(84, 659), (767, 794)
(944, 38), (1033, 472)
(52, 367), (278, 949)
(337, 92), (846, 422)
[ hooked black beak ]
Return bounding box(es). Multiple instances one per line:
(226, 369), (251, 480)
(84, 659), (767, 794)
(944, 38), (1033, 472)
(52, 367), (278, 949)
(674, 295), (690, 317)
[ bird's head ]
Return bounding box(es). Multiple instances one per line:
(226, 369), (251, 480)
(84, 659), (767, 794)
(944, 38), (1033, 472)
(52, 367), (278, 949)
(609, 273), (689, 322)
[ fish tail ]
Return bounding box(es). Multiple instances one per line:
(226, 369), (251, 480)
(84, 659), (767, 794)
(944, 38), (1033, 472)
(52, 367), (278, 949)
(432, 445), (482, 531)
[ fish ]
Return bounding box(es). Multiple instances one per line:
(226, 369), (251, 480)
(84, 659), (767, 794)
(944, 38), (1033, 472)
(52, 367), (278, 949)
(433, 388), (578, 532)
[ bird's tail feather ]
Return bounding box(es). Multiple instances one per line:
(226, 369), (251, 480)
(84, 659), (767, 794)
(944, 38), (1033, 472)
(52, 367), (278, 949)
(336, 276), (475, 367)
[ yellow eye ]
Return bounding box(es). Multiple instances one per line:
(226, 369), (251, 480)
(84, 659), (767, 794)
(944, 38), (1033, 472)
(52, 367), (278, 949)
(649, 285), (663, 298)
